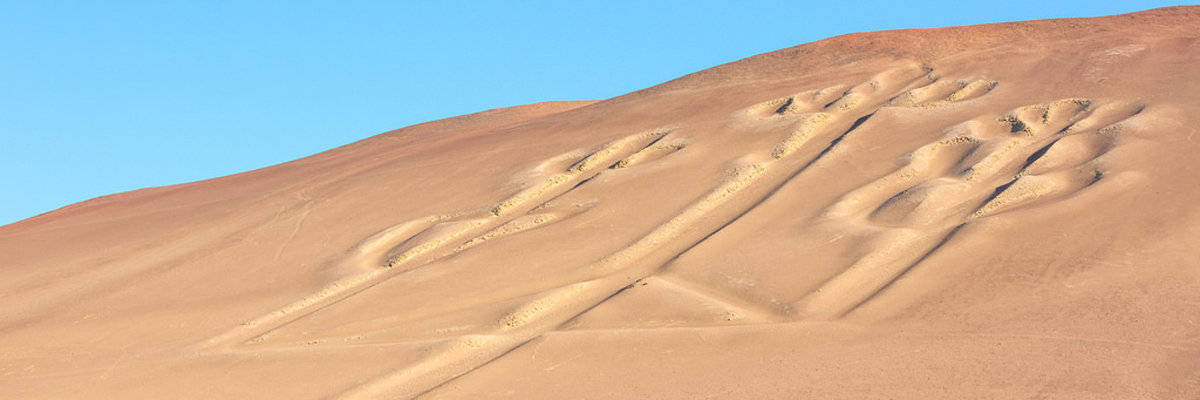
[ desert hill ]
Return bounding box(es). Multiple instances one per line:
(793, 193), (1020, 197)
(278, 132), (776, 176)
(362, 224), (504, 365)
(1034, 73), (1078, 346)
(2, 6), (1199, 399)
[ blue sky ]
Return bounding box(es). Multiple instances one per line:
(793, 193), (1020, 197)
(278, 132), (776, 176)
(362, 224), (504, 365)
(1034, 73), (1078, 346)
(0, 1), (1185, 226)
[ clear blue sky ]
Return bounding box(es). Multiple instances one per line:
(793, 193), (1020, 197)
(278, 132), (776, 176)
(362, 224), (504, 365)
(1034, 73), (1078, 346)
(0, 1), (1185, 226)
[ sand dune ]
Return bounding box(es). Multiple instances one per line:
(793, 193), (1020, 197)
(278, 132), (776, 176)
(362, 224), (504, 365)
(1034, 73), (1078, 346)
(2, 7), (1199, 399)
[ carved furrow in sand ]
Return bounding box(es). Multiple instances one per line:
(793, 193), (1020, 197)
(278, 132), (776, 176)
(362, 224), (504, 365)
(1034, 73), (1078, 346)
(797, 99), (1147, 320)
(201, 129), (673, 350)
(333, 65), (939, 399)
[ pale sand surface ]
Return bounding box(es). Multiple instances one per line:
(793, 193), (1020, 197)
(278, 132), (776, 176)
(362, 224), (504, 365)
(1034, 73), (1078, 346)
(2, 7), (1199, 399)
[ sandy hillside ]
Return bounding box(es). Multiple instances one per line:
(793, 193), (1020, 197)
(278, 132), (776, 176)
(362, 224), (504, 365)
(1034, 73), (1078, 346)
(2, 6), (1199, 399)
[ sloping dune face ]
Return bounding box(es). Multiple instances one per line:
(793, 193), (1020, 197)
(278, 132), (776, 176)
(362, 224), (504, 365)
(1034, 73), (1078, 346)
(3, 7), (1200, 399)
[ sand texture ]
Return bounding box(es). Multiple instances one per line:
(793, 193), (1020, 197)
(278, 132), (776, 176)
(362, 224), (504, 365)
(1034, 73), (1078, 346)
(3, 7), (1200, 399)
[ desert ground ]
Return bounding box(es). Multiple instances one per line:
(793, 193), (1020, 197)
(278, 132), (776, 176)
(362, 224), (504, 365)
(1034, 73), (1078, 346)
(2, 6), (1199, 399)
